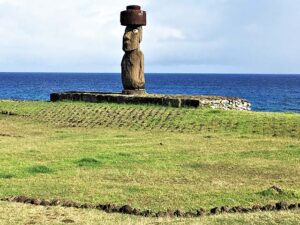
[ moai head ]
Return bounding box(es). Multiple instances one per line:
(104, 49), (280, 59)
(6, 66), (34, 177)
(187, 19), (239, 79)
(121, 5), (146, 52)
(123, 26), (143, 51)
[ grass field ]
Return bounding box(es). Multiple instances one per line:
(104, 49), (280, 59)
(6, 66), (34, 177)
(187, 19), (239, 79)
(0, 100), (299, 224)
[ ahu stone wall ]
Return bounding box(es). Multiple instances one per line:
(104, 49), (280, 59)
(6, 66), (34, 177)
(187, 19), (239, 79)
(50, 92), (251, 111)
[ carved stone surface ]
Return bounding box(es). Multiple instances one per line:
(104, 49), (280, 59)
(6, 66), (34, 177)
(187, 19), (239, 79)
(121, 51), (144, 90)
(121, 27), (145, 92)
(121, 6), (146, 94)
(120, 5), (147, 26)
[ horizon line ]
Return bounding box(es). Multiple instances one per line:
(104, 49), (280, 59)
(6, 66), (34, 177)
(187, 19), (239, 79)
(0, 72), (300, 76)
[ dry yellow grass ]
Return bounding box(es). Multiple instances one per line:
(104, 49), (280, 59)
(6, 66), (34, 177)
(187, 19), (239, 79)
(1, 201), (300, 225)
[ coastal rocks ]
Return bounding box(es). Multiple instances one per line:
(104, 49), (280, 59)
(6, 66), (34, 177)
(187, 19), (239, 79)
(200, 98), (250, 111)
(50, 92), (252, 111)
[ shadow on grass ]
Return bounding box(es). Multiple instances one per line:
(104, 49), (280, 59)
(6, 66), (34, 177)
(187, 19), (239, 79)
(27, 166), (53, 174)
(76, 158), (102, 168)
(0, 173), (15, 179)
(206, 109), (222, 114)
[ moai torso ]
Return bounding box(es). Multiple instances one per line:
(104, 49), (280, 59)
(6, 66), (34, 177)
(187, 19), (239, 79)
(121, 49), (145, 90)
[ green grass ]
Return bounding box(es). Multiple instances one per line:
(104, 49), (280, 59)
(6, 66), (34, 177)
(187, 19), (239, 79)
(0, 100), (299, 137)
(0, 100), (299, 223)
(0, 173), (15, 179)
(27, 166), (53, 174)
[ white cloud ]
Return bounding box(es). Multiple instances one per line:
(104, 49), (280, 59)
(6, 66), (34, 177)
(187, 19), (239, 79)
(0, 0), (299, 73)
(148, 25), (185, 42)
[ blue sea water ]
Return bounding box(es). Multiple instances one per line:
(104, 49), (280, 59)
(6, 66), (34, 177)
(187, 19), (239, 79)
(0, 72), (299, 112)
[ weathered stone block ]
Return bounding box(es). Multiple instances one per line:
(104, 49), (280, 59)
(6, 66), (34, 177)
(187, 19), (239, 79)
(49, 92), (251, 111)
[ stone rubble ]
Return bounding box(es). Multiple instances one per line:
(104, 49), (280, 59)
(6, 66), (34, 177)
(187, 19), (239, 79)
(1, 196), (298, 218)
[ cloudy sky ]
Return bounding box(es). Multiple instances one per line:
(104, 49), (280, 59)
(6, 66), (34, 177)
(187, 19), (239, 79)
(0, 0), (299, 73)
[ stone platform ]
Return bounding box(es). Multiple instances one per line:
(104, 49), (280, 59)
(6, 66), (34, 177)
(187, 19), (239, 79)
(50, 92), (251, 111)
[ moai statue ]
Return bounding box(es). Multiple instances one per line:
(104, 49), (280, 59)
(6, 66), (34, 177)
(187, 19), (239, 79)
(120, 5), (147, 95)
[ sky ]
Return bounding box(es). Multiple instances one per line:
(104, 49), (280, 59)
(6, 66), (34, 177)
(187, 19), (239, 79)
(0, 0), (299, 74)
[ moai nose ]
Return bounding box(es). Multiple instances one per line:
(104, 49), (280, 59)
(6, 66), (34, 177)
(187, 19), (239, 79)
(123, 32), (131, 41)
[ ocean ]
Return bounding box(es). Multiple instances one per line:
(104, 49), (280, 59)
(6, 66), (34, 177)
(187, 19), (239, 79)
(0, 72), (299, 112)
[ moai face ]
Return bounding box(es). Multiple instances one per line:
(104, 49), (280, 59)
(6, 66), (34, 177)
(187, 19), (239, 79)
(123, 26), (143, 52)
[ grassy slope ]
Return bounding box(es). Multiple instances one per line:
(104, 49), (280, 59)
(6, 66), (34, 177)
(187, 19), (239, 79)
(0, 100), (300, 223)
(0, 100), (299, 137)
